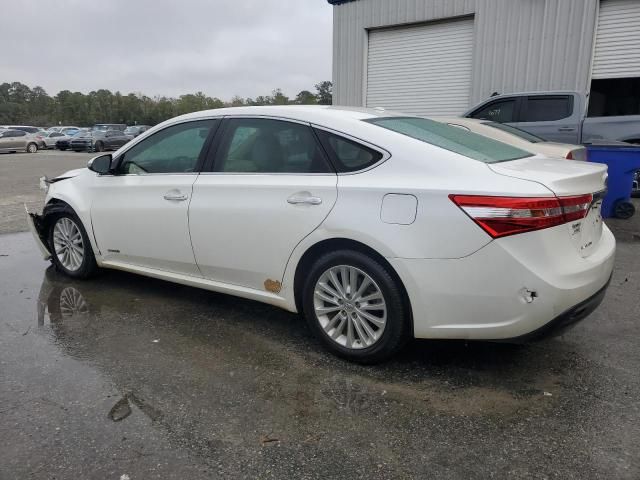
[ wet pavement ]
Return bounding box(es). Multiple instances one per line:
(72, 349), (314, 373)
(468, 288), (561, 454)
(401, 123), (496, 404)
(1, 226), (639, 480)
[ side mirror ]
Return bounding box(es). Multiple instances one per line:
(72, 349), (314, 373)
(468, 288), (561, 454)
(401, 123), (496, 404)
(88, 154), (113, 174)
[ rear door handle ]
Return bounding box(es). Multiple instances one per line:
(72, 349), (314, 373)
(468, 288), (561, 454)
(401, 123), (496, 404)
(287, 192), (322, 205)
(558, 127), (576, 132)
(163, 193), (188, 201)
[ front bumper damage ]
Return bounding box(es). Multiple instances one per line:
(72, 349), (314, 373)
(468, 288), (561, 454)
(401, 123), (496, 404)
(25, 204), (51, 260)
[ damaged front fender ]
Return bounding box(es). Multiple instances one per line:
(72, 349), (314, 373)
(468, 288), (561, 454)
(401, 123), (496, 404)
(25, 205), (51, 260)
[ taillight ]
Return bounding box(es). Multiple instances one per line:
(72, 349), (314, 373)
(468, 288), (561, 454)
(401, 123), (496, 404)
(449, 194), (593, 238)
(566, 151), (573, 160)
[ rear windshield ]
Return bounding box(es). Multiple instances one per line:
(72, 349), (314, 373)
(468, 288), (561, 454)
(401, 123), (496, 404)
(366, 117), (532, 163)
(482, 121), (544, 143)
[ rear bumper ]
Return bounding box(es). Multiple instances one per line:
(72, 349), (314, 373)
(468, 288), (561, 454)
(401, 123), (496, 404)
(389, 224), (616, 340)
(499, 275), (611, 342)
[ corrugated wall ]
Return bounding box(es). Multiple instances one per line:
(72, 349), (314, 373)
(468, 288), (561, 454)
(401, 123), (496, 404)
(332, 0), (599, 108)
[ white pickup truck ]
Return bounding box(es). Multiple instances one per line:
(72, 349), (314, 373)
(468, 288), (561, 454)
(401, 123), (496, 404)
(464, 91), (640, 145)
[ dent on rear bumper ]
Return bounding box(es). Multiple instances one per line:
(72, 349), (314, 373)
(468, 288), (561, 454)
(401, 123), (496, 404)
(390, 226), (615, 340)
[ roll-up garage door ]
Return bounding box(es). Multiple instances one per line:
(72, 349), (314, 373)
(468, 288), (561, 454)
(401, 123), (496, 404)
(366, 17), (474, 116)
(592, 0), (640, 79)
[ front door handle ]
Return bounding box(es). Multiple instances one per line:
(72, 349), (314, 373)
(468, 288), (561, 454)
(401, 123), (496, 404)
(558, 127), (576, 132)
(163, 192), (188, 201)
(287, 192), (322, 205)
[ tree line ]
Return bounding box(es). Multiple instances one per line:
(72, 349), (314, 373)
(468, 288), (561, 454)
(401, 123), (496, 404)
(0, 81), (333, 127)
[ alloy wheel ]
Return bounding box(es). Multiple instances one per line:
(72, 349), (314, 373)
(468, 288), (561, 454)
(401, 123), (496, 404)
(313, 265), (387, 350)
(52, 217), (85, 272)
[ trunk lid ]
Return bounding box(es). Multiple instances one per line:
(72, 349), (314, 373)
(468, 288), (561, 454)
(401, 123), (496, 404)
(488, 156), (607, 258)
(488, 156), (607, 196)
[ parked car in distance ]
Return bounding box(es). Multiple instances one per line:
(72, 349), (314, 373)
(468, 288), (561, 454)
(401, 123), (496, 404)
(28, 106), (615, 363)
(70, 129), (130, 152)
(465, 91), (640, 144)
(42, 131), (70, 149)
(92, 123), (126, 133)
(7, 125), (40, 134)
(434, 117), (588, 160)
(124, 125), (151, 138)
(0, 129), (40, 153)
(56, 129), (89, 151)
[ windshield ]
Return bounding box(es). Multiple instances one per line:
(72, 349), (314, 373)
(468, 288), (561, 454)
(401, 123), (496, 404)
(482, 121), (544, 143)
(366, 117), (533, 163)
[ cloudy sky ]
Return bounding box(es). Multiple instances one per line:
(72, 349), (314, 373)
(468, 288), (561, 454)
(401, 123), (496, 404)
(3, 0), (333, 100)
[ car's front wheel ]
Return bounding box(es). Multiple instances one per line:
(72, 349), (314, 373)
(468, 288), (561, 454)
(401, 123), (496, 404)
(48, 212), (98, 279)
(302, 250), (410, 363)
(26, 142), (38, 153)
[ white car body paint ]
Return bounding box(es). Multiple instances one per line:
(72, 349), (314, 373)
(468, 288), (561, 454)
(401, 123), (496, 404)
(34, 105), (615, 341)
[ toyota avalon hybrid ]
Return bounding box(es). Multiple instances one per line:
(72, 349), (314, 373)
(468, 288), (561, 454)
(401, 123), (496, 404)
(27, 106), (615, 363)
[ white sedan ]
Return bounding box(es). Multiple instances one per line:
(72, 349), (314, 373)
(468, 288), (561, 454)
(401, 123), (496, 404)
(28, 106), (615, 363)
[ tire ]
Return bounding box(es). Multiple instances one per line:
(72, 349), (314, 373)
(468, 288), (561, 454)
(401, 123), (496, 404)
(94, 141), (104, 152)
(302, 250), (410, 364)
(58, 147), (67, 151)
(48, 210), (98, 279)
(26, 142), (38, 153)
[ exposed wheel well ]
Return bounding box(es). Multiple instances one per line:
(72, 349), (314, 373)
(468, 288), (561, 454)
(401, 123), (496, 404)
(293, 238), (413, 329)
(41, 198), (74, 229)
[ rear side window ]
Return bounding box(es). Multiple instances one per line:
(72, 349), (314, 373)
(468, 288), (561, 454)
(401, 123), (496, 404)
(314, 130), (383, 172)
(470, 99), (516, 122)
(215, 118), (332, 174)
(522, 96), (572, 122)
(366, 117), (532, 164)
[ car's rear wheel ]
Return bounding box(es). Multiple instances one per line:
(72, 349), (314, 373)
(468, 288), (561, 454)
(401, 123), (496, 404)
(26, 142), (38, 153)
(302, 250), (410, 363)
(48, 212), (98, 279)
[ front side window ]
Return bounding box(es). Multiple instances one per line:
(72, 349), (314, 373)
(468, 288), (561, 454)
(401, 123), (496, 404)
(470, 99), (517, 122)
(523, 96), (572, 122)
(367, 117), (532, 164)
(214, 118), (332, 173)
(118, 119), (216, 174)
